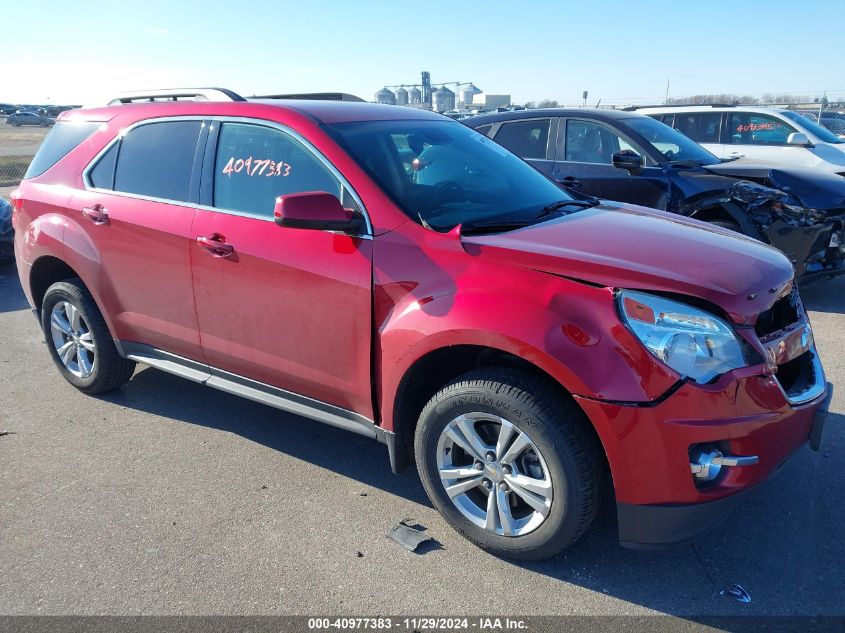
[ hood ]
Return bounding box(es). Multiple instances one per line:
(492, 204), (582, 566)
(705, 162), (845, 211)
(462, 203), (794, 324)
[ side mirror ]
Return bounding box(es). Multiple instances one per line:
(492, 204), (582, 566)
(787, 132), (812, 147)
(273, 191), (364, 233)
(612, 149), (643, 171)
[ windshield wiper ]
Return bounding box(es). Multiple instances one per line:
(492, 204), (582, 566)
(460, 219), (538, 235)
(536, 199), (597, 217)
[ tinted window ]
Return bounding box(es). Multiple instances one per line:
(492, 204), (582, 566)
(673, 112), (722, 143)
(623, 116), (719, 165)
(728, 113), (795, 145)
(89, 143), (118, 189)
(493, 119), (550, 159)
(24, 121), (100, 179)
(112, 121), (200, 202)
(213, 122), (341, 218)
(564, 120), (636, 164)
(474, 123), (493, 137)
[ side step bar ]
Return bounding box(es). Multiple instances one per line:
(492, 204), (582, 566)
(115, 341), (397, 450)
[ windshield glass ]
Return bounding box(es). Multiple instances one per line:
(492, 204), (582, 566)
(781, 110), (844, 144)
(621, 116), (720, 165)
(324, 119), (574, 231)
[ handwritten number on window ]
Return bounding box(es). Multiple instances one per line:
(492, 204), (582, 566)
(222, 157), (292, 177)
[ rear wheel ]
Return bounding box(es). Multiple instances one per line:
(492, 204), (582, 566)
(41, 279), (135, 394)
(414, 368), (603, 560)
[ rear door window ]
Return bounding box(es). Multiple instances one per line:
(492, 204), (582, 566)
(493, 119), (551, 159)
(673, 112), (722, 143)
(24, 121), (100, 178)
(728, 113), (796, 145)
(112, 121), (202, 202)
(212, 122), (350, 219)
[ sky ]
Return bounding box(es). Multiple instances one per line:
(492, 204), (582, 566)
(2, 0), (843, 107)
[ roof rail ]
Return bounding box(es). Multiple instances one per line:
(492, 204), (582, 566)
(622, 103), (737, 111)
(251, 92), (365, 102)
(107, 88), (246, 105)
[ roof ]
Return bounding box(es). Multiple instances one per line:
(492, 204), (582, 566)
(634, 105), (789, 114)
(60, 99), (448, 125)
(466, 107), (644, 126)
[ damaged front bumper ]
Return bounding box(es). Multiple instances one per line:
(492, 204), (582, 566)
(730, 180), (845, 283)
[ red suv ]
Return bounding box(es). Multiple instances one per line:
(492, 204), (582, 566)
(11, 89), (831, 559)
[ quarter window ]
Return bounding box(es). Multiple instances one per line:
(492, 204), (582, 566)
(213, 122), (346, 219)
(113, 121), (201, 202)
(728, 113), (795, 145)
(493, 119), (551, 159)
(25, 121), (100, 179)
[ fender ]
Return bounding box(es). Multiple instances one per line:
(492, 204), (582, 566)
(374, 225), (680, 433)
(681, 192), (766, 241)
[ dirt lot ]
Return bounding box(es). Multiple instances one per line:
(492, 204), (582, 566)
(0, 262), (842, 621)
(0, 122), (49, 157)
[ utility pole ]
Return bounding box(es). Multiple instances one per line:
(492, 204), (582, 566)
(665, 78), (670, 104)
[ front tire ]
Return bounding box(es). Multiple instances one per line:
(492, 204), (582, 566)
(414, 368), (603, 560)
(41, 279), (136, 394)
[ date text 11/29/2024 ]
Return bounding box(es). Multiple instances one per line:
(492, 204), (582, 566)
(307, 617), (528, 630)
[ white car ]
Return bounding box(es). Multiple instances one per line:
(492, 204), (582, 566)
(634, 105), (845, 176)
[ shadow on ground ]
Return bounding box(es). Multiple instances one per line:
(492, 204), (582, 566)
(2, 265), (842, 623)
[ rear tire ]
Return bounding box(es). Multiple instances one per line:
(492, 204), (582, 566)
(41, 279), (135, 394)
(414, 368), (603, 560)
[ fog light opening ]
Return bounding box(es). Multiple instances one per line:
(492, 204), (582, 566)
(689, 444), (759, 484)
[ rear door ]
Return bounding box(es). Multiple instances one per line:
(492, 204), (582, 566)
(553, 118), (669, 208)
(74, 118), (206, 361)
(670, 111), (725, 157)
(190, 119), (374, 416)
(490, 117), (556, 177)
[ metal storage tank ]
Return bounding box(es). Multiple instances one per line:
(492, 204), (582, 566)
(459, 83), (482, 106)
(408, 87), (422, 104)
(432, 86), (455, 112)
(395, 87), (409, 106)
(374, 88), (397, 105)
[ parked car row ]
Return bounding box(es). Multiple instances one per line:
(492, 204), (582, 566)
(465, 107), (845, 284)
(4, 111), (55, 127)
(9, 88), (831, 560)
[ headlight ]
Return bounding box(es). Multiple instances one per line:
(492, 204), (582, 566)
(617, 290), (748, 384)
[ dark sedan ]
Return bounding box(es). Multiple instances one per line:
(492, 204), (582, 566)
(5, 111), (54, 127)
(466, 109), (845, 283)
(0, 198), (13, 263)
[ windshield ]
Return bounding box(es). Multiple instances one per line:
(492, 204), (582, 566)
(781, 110), (844, 144)
(324, 119), (574, 231)
(622, 116), (720, 165)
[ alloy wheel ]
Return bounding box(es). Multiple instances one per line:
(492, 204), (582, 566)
(436, 412), (554, 537)
(49, 301), (96, 378)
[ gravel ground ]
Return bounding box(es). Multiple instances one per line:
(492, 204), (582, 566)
(0, 262), (842, 619)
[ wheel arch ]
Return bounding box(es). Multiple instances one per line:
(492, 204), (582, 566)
(388, 343), (608, 476)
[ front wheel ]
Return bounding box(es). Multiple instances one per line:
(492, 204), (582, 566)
(414, 368), (604, 560)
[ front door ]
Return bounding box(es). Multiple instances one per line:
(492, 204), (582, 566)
(190, 120), (374, 417)
(554, 118), (669, 209)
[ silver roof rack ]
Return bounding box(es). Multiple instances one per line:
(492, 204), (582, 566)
(107, 88), (246, 105)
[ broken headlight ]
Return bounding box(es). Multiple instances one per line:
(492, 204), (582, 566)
(618, 290), (748, 384)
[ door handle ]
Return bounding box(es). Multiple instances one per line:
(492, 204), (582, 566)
(82, 204), (109, 225)
(558, 176), (582, 189)
(196, 234), (235, 258)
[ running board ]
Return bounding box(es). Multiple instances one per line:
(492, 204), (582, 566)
(115, 341), (383, 441)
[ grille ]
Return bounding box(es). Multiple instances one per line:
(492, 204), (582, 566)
(775, 351), (815, 399)
(755, 291), (800, 338)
